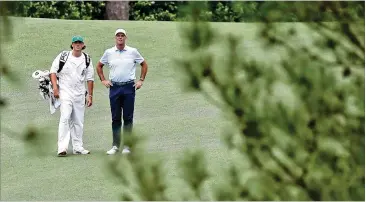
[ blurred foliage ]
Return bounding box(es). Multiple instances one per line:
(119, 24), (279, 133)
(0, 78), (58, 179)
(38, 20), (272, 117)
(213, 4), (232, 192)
(22, 125), (55, 156)
(1, 2), (50, 155)
(5, 1), (364, 22)
(0, 1), (13, 110)
(108, 1), (365, 201)
(107, 133), (170, 200)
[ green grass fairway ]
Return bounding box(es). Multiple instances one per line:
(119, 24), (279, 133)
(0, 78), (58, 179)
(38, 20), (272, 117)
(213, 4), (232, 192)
(0, 17), (244, 201)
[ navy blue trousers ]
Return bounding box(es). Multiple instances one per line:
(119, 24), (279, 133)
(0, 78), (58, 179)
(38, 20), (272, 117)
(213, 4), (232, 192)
(109, 82), (135, 148)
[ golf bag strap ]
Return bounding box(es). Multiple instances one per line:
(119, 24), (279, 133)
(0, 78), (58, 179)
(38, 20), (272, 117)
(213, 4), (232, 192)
(57, 51), (70, 73)
(83, 52), (90, 69)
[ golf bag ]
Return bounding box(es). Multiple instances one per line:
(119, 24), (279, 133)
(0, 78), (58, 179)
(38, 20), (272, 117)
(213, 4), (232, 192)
(32, 70), (60, 114)
(32, 70), (52, 99)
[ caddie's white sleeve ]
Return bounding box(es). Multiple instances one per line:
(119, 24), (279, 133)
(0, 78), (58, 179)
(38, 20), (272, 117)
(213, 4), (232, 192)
(50, 52), (62, 74)
(86, 59), (94, 81)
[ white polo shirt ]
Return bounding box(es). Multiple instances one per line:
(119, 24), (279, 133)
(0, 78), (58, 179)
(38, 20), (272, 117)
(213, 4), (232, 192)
(99, 45), (145, 83)
(50, 51), (94, 98)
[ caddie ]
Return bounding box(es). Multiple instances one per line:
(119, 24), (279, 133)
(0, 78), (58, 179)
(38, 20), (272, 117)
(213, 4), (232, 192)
(49, 35), (94, 157)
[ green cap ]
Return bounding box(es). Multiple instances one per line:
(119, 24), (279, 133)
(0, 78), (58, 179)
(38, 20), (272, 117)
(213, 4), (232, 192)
(72, 35), (84, 43)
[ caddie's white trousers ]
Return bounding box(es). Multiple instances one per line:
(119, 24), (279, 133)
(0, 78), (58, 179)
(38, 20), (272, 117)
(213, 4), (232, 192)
(57, 94), (85, 154)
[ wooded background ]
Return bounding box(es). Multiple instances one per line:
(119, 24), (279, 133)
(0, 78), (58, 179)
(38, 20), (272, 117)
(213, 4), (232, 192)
(5, 1), (365, 22)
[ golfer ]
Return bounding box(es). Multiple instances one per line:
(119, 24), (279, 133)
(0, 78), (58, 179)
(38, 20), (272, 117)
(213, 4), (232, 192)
(96, 28), (148, 155)
(50, 35), (94, 156)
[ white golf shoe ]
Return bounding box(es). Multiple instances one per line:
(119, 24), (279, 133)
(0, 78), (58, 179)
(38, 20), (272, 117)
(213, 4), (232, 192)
(73, 148), (90, 155)
(121, 147), (131, 154)
(106, 146), (119, 155)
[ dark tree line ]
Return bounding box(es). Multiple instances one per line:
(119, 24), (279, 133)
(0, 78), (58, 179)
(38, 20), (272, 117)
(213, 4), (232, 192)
(4, 1), (365, 22)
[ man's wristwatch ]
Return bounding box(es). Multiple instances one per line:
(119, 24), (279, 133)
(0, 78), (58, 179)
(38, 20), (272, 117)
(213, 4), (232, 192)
(139, 78), (144, 81)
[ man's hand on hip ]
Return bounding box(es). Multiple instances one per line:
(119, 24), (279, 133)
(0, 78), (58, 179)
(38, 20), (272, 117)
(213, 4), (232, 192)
(102, 80), (113, 88)
(134, 80), (143, 90)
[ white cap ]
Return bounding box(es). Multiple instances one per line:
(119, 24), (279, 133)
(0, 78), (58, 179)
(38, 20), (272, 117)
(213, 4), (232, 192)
(115, 28), (127, 36)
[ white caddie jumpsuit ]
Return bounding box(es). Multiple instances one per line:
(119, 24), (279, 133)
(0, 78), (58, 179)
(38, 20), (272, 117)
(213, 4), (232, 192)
(49, 51), (94, 153)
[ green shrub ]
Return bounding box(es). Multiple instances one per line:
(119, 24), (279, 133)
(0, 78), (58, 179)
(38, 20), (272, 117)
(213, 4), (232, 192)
(129, 1), (185, 21)
(7, 1), (105, 20)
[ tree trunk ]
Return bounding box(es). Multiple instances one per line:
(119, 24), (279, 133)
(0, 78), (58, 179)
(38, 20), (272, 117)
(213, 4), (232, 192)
(105, 1), (129, 20)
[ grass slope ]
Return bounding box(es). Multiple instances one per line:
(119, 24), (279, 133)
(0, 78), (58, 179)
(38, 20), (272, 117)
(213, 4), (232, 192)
(0, 17), (247, 200)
